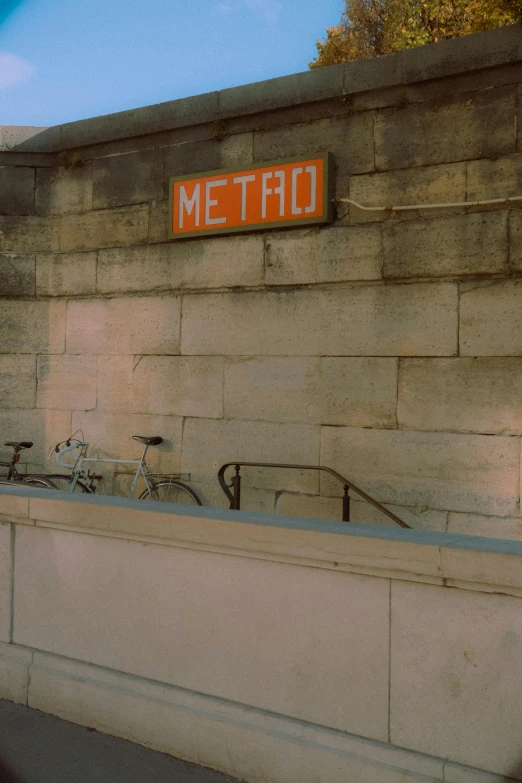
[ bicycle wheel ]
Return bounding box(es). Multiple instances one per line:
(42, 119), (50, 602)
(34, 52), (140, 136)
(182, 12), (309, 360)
(139, 480), (202, 506)
(43, 476), (91, 493)
(23, 478), (56, 489)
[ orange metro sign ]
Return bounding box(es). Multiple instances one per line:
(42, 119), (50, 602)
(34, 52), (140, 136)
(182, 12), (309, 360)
(169, 153), (334, 239)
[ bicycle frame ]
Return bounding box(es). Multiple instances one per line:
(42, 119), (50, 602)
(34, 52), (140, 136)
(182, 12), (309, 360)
(56, 441), (157, 497)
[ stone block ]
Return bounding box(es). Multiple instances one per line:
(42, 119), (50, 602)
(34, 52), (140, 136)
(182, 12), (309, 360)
(375, 86), (516, 170)
(390, 580), (522, 776)
(0, 494), (29, 523)
(467, 153), (522, 202)
(35, 165), (93, 215)
(220, 66), (344, 119)
(265, 226), (382, 285)
(400, 24), (522, 84)
(132, 356), (224, 418)
(383, 213), (508, 279)
(0, 125), (59, 152)
(224, 356), (398, 427)
(447, 512), (522, 542)
(181, 283), (458, 357)
(460, 281), (522, 356)
(275, 492), (348, 522)
(0, 355), (36, 410)
(36, 251), (96, 296)
(60, 204), (148, 251)
(0, 523), (10, 642)
(181, 417), (320, 493)
(219, 132), (254, 167)
(66, 296), (181, 355)
(71, 410), (182, 473)
(0, 300), (65, 354)
(253, 113), (375, 196)
(510, 211), (522, 271)
(92, 150), (163, 209)
(0, 642), (31, 703)
(148, 199), (169, 243)
(59, 91), (219, 148)
(97, 355), (224, 418)
(37, 355), (97, 411)
(15, 525), (390, 740)
(344, 52), (403, 94)
(398, 358), (522, 435)
(0, 215), (59, 252)
(164, 132), (254, 178)
(0, 166), (34, 215)
(348, 163), (467, 223)
(190, 481), (276, 514)
(320, 426), (519, 515)
(0, 254), (35, 295)
(0, 408), (71, 469)
(97, 235), (264, 294)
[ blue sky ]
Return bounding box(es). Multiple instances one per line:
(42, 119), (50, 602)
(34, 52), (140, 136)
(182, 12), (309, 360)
(0, 0), (342, 127)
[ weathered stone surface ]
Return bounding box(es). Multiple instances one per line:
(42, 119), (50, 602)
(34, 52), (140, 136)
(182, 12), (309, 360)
(148, 199), (169, 243)
(60, 204), (148, 251)
(133, 356), (223, 418)
(182, 284), (458, 357)
(467, 153), (522, 201)
(265, 226), (382, 285)
(383, 213), (508, 279)
(0, 300), (65, 353)
(0, 254), (35, 295)
(0, 216), (59, 252)
(348, 163), (467, 223)
(320, 426), (519, 515)
(275, 492), (447, 531)
(36, 165), (92, 215)
(253, 113), (375, 196)
(37, 355), (97, 411)
(97, 355), (224, 417)
(0, 408), (71, 469)
(92, 150), (163, 209)
(510, 211), (522, 271)
(0, 642), (31, 702)
(36, 251), (96, 296)
(375, 86), (516, 170)
(0, 355), (36, 409)
(189, 481), (276, 513)
(460, 281), (522, 356)
(391, 580), (522, 775)
(398, 358), (522, 435)
(224, 357), (398, 427)
(448, 512), (522, 541)
(0, 166), (34, 215)
(181, 418), (320, 493)
(164, 139), (221, 179)
(71, 411), (182, 473)
(219, 132), (254, 167)
(66, 296), (181, 355)
(0, 525), (10, 642)
(97, 236), (264, 294)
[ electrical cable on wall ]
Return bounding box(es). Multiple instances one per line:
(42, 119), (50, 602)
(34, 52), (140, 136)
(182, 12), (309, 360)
(337, 195), (522, 212)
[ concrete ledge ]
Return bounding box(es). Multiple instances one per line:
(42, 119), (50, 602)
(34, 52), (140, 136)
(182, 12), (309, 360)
(2, 484), (522, 592)
(1, 24), (520, 152)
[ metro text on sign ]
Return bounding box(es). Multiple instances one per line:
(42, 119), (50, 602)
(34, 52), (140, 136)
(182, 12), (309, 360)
(169, 153), (334, 239)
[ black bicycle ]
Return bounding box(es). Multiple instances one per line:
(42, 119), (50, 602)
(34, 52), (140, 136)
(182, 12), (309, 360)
(0, 442), (57, 489)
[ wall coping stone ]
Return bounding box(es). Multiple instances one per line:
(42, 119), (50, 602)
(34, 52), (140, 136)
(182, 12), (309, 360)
(2, 483), (522, 593)
(0, 24), (520, 153)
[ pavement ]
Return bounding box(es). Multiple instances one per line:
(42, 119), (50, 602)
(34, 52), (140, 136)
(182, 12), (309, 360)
(0, 700), (243, 783)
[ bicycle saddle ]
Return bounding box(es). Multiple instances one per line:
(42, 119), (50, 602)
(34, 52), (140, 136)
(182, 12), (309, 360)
(131, 436), (163, 446)
(5, 441), (33, 450)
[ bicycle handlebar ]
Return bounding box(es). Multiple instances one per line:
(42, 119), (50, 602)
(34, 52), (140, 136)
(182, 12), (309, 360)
(54, 440), (88, 470)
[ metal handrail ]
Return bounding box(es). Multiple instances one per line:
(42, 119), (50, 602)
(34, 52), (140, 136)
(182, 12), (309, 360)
(217, 462), (411, 529)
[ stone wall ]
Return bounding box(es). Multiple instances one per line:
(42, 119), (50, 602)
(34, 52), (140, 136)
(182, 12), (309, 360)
(2, 485), (522, 782)
(1, 25), (522, 535)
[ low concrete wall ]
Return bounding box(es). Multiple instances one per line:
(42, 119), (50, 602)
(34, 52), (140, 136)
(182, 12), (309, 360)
(1, 484), (522, 782)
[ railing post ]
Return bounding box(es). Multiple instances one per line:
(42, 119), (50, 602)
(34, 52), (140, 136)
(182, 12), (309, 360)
(231, 465), (241, 510)
(342, 484), (350, 522)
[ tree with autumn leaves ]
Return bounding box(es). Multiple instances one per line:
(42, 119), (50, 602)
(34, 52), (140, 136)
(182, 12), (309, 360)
(309, 0), (522, 68)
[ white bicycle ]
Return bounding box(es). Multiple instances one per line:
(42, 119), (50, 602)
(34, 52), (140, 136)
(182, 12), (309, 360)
(52, 434), (202, 506)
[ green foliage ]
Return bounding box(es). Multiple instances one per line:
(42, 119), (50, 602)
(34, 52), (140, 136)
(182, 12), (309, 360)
(309, 0), (522, 68)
